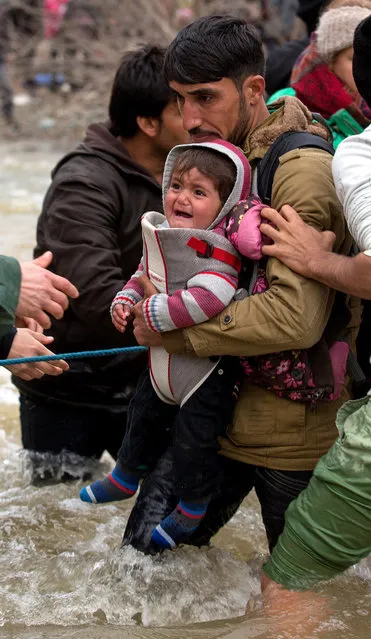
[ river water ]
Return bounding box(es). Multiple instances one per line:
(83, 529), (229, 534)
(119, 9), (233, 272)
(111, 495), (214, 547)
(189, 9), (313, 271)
(0, 143), (370, 639)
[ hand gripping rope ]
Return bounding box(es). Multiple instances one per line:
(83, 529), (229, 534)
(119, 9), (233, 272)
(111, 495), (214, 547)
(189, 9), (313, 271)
(0, 346), (148, 367)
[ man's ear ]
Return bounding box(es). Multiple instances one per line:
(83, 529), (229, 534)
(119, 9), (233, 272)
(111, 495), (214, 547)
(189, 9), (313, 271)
(136, 115), (160, 138)
(242, 75), (266, 105)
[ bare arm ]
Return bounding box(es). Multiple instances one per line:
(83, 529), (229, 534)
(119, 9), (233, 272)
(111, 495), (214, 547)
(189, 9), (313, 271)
(261, 205), (371, 299)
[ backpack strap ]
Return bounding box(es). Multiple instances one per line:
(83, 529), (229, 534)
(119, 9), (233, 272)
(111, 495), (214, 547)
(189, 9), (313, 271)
(257, 131), (335, 205)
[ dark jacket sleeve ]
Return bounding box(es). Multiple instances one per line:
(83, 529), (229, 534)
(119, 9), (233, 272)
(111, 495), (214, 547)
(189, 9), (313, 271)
(36, 168), (132, 344)
(0, 255), (21, 337)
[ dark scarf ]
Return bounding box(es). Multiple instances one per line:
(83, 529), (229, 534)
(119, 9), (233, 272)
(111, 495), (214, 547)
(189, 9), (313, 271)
(290, 35), (371, 122)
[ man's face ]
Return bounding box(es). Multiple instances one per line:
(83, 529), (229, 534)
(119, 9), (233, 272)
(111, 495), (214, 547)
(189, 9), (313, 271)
(170, 78), (251, 145)
(155, 100), (189, 154)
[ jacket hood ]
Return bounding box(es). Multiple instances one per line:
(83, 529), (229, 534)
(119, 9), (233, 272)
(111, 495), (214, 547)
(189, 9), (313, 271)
(162, 140), (251, 230)
(52, 121), (159, 187)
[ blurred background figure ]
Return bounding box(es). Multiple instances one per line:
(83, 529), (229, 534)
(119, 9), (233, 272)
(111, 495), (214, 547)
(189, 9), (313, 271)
(268, 0), (371, 148)
(0, 0), (19, 133)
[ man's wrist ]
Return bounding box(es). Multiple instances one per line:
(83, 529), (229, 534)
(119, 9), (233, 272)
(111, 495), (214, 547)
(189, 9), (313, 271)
(305, 249), (332, 280)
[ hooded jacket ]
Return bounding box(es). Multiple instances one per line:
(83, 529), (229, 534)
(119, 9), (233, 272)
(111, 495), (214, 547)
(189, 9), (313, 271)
(112, 140), (259, 405)
(14, 121), (161, 408)
(162, 96), (360, 470)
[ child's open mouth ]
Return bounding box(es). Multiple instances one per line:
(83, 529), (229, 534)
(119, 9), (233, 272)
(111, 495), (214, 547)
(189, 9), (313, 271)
(175, 209), (192, 219)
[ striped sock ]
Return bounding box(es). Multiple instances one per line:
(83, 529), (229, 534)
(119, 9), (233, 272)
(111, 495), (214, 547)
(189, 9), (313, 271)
(79, 463), (140, 504)
(151, 499), (209, 550)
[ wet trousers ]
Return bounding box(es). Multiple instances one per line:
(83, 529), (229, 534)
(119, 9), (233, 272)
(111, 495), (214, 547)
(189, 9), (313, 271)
(122, 449), (313, 555)
(118, 358), (240, 501)
(264, 396), (371, 589)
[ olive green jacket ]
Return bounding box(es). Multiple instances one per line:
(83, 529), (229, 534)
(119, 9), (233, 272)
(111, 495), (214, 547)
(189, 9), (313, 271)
(0, 255), (21, 337)
(162, 97), (359, 471)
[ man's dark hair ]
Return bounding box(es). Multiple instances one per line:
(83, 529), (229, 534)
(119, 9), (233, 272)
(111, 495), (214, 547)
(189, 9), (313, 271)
(164, 15), (265, 88)
(171, 148), (236, 205)
(109, 45), (173, 138)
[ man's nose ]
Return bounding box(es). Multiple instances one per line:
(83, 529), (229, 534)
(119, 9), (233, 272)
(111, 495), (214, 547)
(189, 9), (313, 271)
(182, 101), (202, 132)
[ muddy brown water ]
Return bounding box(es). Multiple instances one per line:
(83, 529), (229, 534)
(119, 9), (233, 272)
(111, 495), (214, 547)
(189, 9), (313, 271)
(0, 143), (370, 639)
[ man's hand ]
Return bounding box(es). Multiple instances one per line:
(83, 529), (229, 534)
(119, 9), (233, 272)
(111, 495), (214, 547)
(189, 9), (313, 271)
(137, 274), (159, 298)
(260, 205), (336, 278)
(17, 251), (79, 330)
(133, 301), (162, 347)
(261, 571), (331, 636)
(15, 316), (44, 332)
(5, 329), (69, 381)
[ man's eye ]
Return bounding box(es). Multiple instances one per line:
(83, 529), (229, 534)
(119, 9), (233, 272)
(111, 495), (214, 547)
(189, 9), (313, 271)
(199, 94), (212, 104)
(176, 94), (185, 105)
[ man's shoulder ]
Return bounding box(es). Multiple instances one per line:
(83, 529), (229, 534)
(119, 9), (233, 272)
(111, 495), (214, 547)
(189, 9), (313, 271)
(278, 146), (333, 170)
(51, 146), (124, 184)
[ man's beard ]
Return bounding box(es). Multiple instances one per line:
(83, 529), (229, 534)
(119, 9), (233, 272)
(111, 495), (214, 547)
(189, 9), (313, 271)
(228, 94), (250, 147)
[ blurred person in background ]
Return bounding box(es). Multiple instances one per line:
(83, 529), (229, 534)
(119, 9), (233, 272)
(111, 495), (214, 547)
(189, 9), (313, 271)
(13, 45), (188, 484)
(268, 0), (371, 148)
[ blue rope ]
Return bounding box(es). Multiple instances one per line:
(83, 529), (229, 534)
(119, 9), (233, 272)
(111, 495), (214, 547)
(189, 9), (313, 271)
(0, 345), (147, 366)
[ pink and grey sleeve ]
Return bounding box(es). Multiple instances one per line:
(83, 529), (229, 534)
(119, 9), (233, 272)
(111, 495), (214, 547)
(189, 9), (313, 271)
(142, 269), (238, 333)
(110, 259), (145, 316)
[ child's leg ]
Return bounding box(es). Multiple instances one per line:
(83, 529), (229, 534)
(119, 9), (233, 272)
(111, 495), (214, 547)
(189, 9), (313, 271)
(80, 368), (177, 504)
(152, 357), (241, 548)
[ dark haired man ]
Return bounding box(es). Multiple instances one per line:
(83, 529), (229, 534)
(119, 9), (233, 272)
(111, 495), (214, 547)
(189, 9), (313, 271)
(122, 16), (358, 563)
(15, 44), (187, 482)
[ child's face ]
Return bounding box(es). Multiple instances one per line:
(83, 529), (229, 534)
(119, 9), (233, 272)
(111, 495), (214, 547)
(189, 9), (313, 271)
(165, 168), (222, 229)
(330, 46), (358, 96)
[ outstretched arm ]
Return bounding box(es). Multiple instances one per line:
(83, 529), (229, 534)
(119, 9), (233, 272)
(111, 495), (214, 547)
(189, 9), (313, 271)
(261, 205), (371, 299)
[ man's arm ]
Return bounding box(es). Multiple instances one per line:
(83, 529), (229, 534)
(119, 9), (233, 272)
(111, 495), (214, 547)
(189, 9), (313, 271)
(261, 204), (371, 299)
(0, 256), (22, 336)
(261, 129), (371, 299)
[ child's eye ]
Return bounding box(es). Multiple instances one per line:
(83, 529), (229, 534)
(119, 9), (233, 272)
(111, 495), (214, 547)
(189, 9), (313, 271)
(195, 189), (205, 196)
(170, 182), (181, 190)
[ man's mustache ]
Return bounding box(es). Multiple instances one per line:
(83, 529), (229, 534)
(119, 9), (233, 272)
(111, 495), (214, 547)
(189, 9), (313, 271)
(188, 127), (218, 138)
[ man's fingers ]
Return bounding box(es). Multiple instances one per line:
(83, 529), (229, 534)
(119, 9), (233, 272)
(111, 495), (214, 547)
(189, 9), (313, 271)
(30, 331), (54, 345)
(29, 309), (51, 330)
(261, 243), (280, 257)
(137, 274), (158, 298)
(133, 301), (144, 317)
(322, 230), (336, 250)
(33, 251), (53, 269)
(42, 299), (66, 321)
(49, 272), (79, 299)
(261, 207), (286, 228)
(36, 360), (69, 375)
(260, 222), (281, 241)
(280, 204), (301, 222)
(50, 287), (70, 311)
